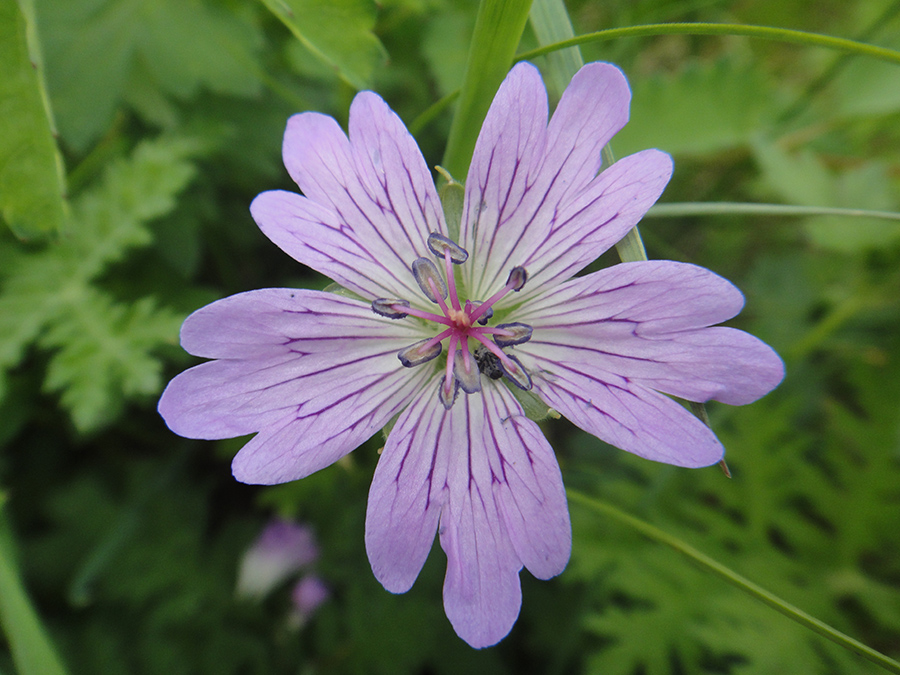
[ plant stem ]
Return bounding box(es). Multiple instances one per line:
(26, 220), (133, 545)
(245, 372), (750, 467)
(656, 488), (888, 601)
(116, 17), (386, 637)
(568, 489), (900, 674)
(442, 0), (534, 179)
(516, 22), (900, 67)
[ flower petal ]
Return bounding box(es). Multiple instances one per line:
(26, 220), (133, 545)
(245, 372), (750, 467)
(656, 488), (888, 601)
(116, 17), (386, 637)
(460, 61), (670, 299)
(252, 91), (446, 300)
(251, 190), (424, 300)
(157, 289), (432, 484)
(365, 380), (571, 648)
(440, 384), (569, 648)
(365, 380), (452, 594)
(516, 261), (786, 405)
(528, 364), (725, 468)
(481, 384), (571, 580)
(459, 62), (549, 298)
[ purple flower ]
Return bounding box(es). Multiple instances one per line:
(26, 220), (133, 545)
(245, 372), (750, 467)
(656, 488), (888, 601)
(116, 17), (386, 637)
(236, 519), (319, 599)
(290, 574), (330, 627)
(159, 62), (784, 647)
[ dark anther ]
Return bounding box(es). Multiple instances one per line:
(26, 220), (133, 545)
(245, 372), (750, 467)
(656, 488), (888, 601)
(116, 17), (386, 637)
(398, 339), (442, 367)
(506, 266), (527, 291)
(499, 353), (532, 390)
(411, 257), (448, 303)
(439, 378), (459, 410)
(453, 351), (482, 394)
(427, 232), (469, 264)
(493, 322), (533, 347)
(473, 303), (493, 325)
(372, 298), (410, 319)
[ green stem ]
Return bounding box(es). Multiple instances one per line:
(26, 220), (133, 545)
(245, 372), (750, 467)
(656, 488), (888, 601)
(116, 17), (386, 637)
(568, 489), (900, 674)
(0, 506), (69, 675)
(645, 202), (900, 221)
(516, 22), (900, 67)
(442, 0), (534, 179)
(528, 0), (650, 264)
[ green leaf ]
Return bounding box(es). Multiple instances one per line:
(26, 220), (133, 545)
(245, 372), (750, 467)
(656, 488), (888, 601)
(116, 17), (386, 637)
(0, 0), (68, 239)
(257, 0), (387, 90)
(0, 137), (198, 431)
(39, 292), (185, 431)
(833, 34), (900, 119)
(613, 59), (774, 157)
(753, 141), (900, 251)
(38, 0), (264, 150)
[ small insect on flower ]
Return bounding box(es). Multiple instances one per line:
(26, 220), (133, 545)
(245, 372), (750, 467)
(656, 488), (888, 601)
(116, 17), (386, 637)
(159, 61), (784, 648)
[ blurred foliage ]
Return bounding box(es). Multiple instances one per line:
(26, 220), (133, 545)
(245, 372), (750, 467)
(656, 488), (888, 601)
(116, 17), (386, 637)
(0, 0), (898, 673)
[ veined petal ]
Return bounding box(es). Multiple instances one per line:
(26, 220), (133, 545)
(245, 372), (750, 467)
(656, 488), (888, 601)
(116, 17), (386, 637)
(514, 149), (672, 298)
(365, 379), (571, 648)
(481, 384), (570, 580)
(440, 384), (569, 648)
(178, 288), (421, 360)
(460, 62), (669, 299)
(516, 261), (785, 405)
(542, 62), (631, 196)
(366, 379), (452, 594)
(251, 190), (424, 300)
(459, 62), (549, 298)
(259, 93), (447, 301)
(158, 289), (432, 484)
(527, 363), (725, 468)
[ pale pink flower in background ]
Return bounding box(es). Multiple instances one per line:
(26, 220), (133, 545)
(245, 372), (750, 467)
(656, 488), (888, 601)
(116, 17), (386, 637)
(236, 518), (319, 599)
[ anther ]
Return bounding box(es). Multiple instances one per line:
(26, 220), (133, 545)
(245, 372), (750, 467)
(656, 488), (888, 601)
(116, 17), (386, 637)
(499, 353), (532, 390)
(493, 322), (533, 347)
(506, 266), (528, 291)
(398, 339), (442, 367)
(427, 233), (469, 264)
(453, 351), (482, 394)
(470, 302), (493, 325)
(372, 298), (410, 319)
(411, 257), (447, 303)
(439, 378), (459, 410)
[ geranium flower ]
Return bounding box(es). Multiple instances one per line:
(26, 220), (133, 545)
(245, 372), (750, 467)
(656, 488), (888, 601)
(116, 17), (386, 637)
(236, 518), (319, 599)
(158, 62), (784, 647)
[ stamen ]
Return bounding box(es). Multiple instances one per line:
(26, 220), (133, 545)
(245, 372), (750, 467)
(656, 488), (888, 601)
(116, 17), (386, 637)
(412, 258), (447, 303)
(499, 353), (532, 390)
(442, 248), (462, 313)
(372, 298), (409, 319)
(438, 378), (459, 410)
(467, 301), (493, 325)
(427, 233), (468, 264)
(453, 350), (481, 394)
(468, 266), (528, 324)
(493, 322), (533, 347)
(398, 339), (442, 367)
(506, 266), (527, 291)
(443, 334), (459, 403)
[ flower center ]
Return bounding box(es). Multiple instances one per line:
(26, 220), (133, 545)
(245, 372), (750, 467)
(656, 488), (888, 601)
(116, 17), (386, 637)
(372, 232), (534, 409)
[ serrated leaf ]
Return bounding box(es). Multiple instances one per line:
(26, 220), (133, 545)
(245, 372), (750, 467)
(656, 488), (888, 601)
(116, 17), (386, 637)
(0, 136), (198, 431)
(258, 0), (387, 90)
(613, 59), (774, 157)
(39, 292), (185, 431)
(0, 0), (67, 239)
(38, 0), (263, 150)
